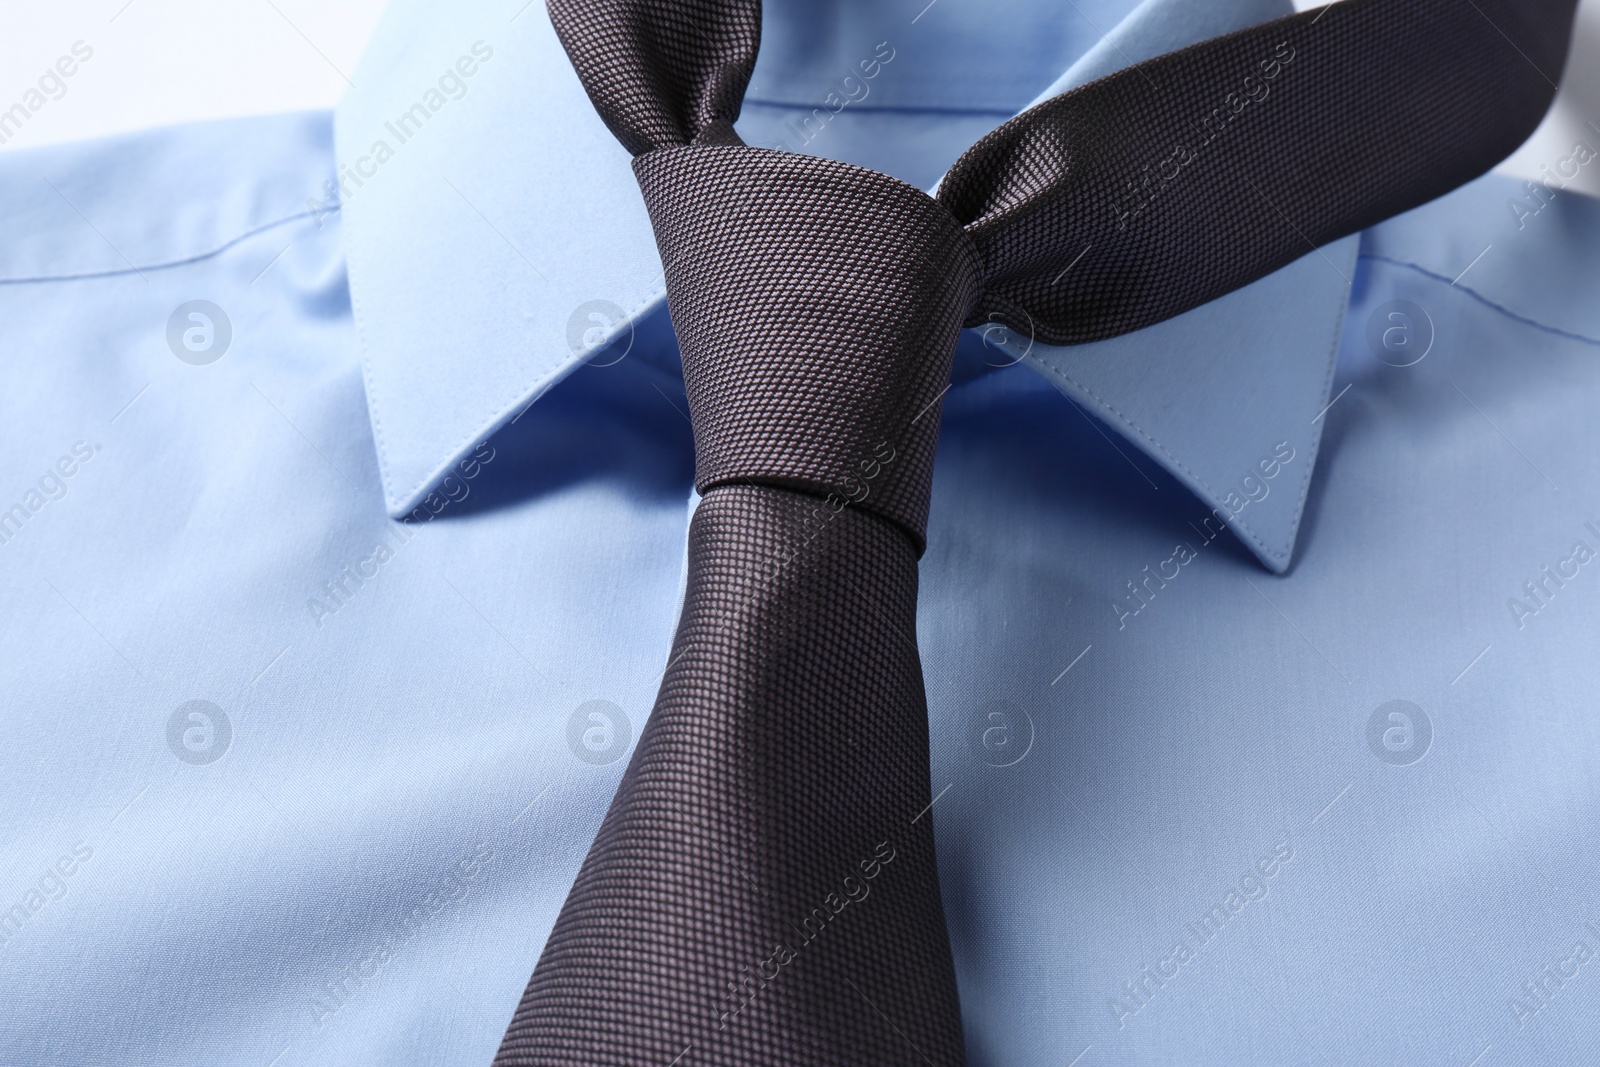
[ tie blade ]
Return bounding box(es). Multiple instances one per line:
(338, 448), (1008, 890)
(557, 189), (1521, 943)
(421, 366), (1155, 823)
(494, 486), (965, 1066)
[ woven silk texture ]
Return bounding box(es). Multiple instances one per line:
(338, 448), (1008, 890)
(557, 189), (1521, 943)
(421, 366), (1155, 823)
(492, 0), (1579, 1064)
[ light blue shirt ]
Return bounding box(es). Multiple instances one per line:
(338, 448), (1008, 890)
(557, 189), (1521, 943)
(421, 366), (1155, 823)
(4, 0), (1600, 1064)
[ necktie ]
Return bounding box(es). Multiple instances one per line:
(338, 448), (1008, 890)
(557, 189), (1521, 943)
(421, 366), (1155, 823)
(493, 2), (1577, 1064)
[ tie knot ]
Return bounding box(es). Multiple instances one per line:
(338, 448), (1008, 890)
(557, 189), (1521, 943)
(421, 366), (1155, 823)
(634, 144), (984, 551)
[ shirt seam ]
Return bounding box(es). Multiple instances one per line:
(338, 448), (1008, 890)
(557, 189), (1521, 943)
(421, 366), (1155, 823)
(1359, 252), (1600, 349)
(0, 208), (317, 286)
(346, 199), (396, 510)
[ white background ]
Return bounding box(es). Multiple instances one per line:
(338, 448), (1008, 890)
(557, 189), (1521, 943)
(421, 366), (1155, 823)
(0, 0), (389, 150)
(1, 0), (1597, 197)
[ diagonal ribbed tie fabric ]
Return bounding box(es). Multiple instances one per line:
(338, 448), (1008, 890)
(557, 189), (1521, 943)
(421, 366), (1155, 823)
(494, 1), (1577, 1063)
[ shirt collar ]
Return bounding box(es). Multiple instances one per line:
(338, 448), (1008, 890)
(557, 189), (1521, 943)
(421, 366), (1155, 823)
(336, 0), (1350, 573)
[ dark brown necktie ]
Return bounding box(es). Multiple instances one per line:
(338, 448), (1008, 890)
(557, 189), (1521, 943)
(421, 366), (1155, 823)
(493, 1), (1577, 1063)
